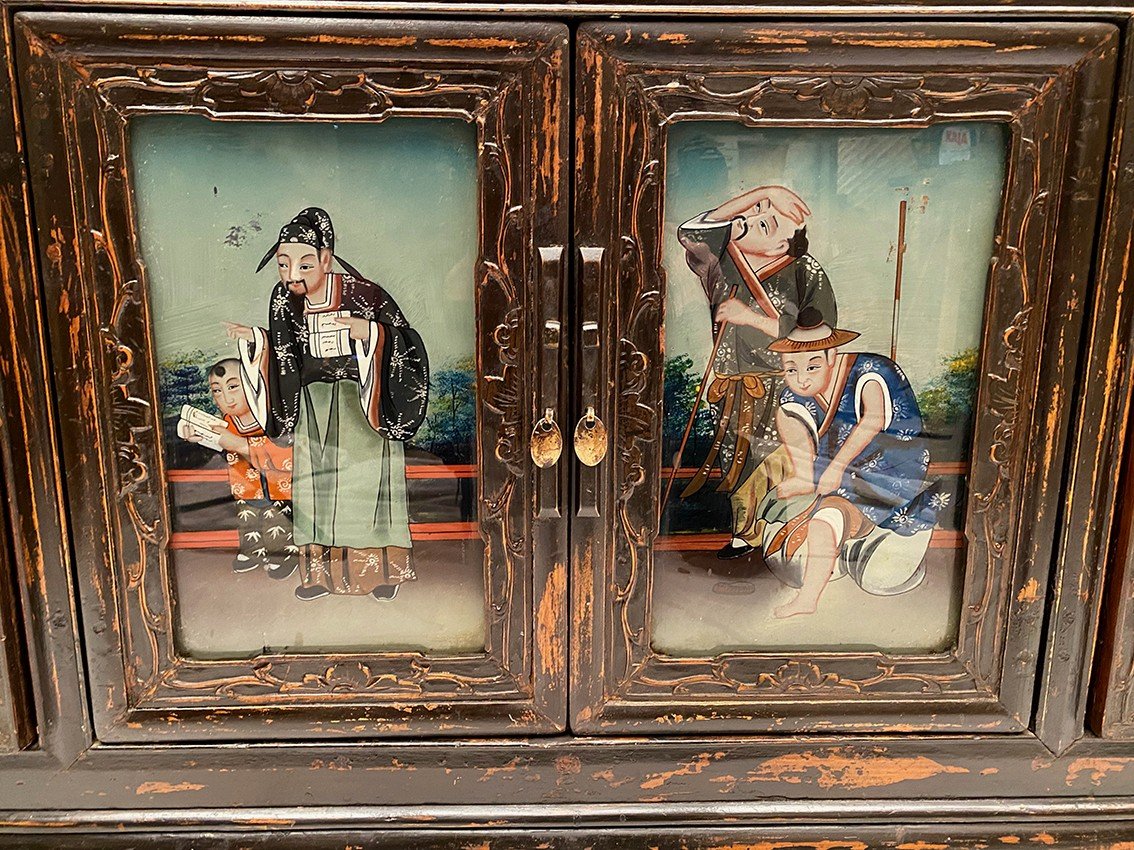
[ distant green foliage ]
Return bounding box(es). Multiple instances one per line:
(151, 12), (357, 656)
(159, 349), (479, 467)
(158, 349), (218, 468)
(663, 354), (716, 467)
(418, 356), (476, 465)
(917, 348), (979, 429)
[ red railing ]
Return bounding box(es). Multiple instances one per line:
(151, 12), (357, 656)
(167, 462), (967, 550)
(169, 521), (479, 549)
(661, 462), (968, 478)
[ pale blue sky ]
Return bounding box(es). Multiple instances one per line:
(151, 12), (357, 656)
(130, 115), (478, 369)
(664, 122), (1008, 390)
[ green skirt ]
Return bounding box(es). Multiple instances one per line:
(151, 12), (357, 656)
(291, 380), (412, 550)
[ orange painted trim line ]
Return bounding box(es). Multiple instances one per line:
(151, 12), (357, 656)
(169, 522), (479, 549)
(655, 528), (964, 552)
(168, 464), (478, 483)
(406, 464), (477, 479)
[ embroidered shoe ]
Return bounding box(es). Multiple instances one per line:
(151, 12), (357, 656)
(266, 561), (298, 580)
(371, 584), (400, 601)
(295, 585), (330, 602)
(232, 554), (259, 573)
(716, 541), (755, 560)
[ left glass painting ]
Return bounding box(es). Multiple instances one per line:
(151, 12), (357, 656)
(131, 115), (485, 658)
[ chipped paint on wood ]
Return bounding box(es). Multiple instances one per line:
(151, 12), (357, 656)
(134, 781), (206, 795)
(744, 750), (969, 789)
(555, 755), (581, 776)
(425, 37), (526, 50)
(1017, 577), (1041, 604)
(478, 757), (521, 782)
(1065, 756), (1132, 786)
(120, 33), (268, 43)
(299, 34), (417, 47)
(640, 751), (726, 790)
(537, 562), (566, 676)
(830, 37), (998, 49)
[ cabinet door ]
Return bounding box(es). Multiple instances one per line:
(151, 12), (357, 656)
(16, 12), (568, 741)
(573, 21), (1116, 734)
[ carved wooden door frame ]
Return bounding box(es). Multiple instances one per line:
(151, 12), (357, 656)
(15, 11), (569, 742)
(572, 20), (1118, 735)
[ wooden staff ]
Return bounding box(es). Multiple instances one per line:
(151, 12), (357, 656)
(890, 199), (907, 362)
(658, 248), (789, 528)
(659, 284), (738, 527)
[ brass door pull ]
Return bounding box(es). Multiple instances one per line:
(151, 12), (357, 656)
(531, 408), (564, 469)
(534, 246), (565, 517)
(573, 406), (607, 467)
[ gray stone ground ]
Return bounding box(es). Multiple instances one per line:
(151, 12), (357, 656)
(650, 547), (965, 655)
(171, 541), (487, 658)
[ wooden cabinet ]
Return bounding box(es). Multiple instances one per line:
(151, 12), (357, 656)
(0, 2), (1132, 847)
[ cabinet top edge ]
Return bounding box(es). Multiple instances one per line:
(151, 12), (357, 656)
(2, 1), (1134, 18)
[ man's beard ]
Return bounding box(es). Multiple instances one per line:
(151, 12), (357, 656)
(286, 280), (309, 295)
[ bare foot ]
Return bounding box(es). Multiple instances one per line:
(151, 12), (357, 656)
(773, 593), (820, 619)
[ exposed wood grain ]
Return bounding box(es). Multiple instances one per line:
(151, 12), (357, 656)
(1029, 17), (1134, 755)
(1085, 25), (1134, 748)
(0, 3), (89, 762)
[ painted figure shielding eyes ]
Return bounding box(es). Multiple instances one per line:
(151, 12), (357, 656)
(676, 185), (837, 564)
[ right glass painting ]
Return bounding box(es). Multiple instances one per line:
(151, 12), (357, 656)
(654, 122), (1008, 655)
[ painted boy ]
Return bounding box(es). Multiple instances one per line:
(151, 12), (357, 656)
(193, 358), (300, 580)
(757, 308), (944, 618)
(677, 186), (838, 562)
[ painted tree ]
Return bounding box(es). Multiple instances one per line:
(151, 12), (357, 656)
(419, 356), (476, 465)
(663, 354), (716, 467)
(158, 350), (216, 468)
(917, 347), (979, 430)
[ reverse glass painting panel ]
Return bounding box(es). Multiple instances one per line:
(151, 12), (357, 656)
(655, 122), (1007, 654)
(131, 116), (485, 658)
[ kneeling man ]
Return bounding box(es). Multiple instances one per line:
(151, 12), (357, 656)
(759, 307), (942, 618)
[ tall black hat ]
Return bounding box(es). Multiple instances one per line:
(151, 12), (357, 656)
(768, 305), (860, 353)
(256, 207), (362, 279)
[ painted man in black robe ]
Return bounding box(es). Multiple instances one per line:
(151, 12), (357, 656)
(225, 207), (429, 602)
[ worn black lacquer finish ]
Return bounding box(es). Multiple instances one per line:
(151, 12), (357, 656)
(0, 2), (1130, 846)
